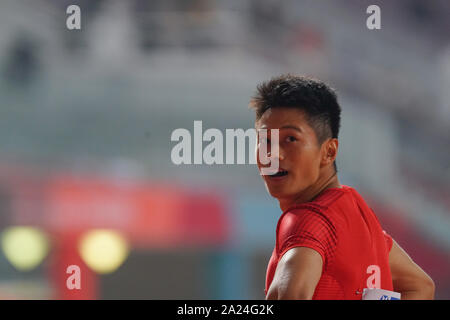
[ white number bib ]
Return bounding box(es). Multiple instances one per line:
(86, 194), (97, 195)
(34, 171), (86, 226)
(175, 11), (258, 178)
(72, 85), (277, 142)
(362, 288), (401, 300)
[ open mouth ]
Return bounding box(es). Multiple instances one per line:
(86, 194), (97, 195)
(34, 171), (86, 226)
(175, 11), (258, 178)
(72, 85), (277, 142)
(268, 170), (288, 178)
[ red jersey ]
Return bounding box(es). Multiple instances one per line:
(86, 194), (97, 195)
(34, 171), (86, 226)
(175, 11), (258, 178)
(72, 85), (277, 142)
(265, 185), (394, 300)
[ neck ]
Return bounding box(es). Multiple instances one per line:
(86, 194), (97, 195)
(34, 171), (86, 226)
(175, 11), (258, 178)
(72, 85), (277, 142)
(278, 170), (341, 212)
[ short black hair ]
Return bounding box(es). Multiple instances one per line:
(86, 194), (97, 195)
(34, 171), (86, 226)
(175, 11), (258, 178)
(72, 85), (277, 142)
(250, 74), (341, 169)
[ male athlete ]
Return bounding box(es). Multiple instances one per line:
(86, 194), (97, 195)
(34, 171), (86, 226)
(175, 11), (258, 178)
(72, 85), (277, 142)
(250, 74), (435, 300)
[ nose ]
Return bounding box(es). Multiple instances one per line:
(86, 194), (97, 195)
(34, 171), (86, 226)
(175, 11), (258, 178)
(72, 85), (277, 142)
(266, 148), (284, 161)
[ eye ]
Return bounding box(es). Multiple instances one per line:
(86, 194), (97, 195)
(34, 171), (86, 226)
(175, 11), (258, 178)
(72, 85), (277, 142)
(286, 136), (297, 142)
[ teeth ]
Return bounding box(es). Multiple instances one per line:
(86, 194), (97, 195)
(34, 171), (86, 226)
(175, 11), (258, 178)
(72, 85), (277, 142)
(271, 170), (287, 177)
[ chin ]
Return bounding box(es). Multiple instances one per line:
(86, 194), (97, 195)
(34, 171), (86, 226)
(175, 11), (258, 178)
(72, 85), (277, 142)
(265, 186), (291, 200)
(266, 183), (306, 201)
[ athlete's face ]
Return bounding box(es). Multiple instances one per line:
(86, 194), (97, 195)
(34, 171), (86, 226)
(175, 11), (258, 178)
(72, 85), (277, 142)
(256, 107), (325, 200)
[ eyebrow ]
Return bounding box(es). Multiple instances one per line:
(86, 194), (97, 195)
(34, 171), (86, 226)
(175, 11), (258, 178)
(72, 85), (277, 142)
(258, 125), (303, 133)
(280, 125), (303, 133)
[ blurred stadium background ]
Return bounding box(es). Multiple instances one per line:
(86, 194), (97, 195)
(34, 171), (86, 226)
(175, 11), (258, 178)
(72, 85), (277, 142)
(0, 0), (449, 299)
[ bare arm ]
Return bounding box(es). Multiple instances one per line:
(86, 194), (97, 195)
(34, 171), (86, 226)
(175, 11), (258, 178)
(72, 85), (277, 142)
(389, 239), (435, 299)
(266, 247), (323, 300)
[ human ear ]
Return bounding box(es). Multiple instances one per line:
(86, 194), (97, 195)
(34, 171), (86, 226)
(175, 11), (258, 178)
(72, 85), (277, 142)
(321, 138), (338, 166)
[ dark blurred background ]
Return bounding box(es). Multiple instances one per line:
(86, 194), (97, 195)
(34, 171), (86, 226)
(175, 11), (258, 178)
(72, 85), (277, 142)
(0, 0), (449, 299)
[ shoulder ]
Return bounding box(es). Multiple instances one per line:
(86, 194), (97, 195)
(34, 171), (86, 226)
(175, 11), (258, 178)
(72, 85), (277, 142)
(275, 201), (341, 270)
(313, 185), (352, 208)
(279, 186), (351, 228)
(276, 186), (356, 243)
(280, 204), (331, 228)
(276, 203), (336, 244)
